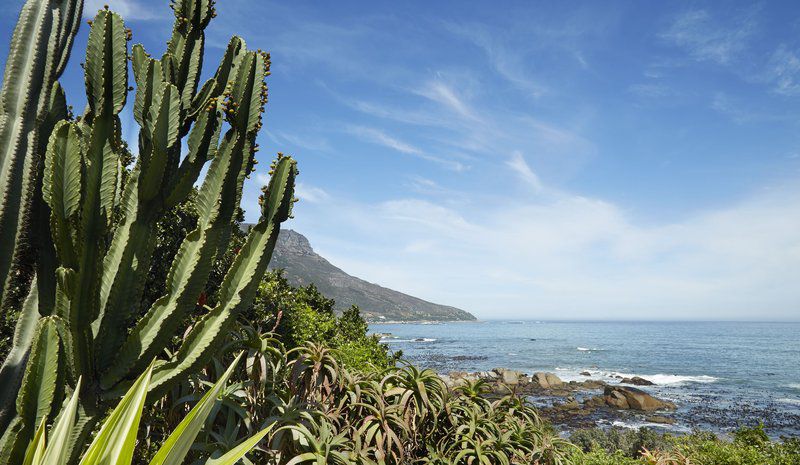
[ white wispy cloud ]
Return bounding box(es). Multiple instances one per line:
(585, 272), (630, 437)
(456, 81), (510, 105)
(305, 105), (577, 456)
(268, 130), (332, 153)
(346, 125), (467, 172)
(415, 80), (479, 121)
(660, 8), (756, 65)
(765, 45), (800, 96)
(347, 125), (422, 155)
(345, 76), (594, 180)
(444, 22), (547, 99)
(507, 151), (543, 191)
(295, 183), (331, 203)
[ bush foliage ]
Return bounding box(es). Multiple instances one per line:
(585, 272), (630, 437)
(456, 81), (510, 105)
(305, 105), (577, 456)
(569, 425), (800, 465)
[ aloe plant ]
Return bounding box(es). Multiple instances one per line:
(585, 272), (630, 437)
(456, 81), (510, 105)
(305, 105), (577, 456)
(0, 1), (297, 463)
(22, 355), (272, 465)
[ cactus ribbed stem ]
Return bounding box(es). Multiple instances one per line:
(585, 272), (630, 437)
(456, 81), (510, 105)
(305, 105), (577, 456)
(0, 2), (297, 462)
(0, 0), (83, 440)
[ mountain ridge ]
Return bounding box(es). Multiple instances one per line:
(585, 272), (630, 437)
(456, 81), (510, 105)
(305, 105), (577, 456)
(263, 229), (476, 322)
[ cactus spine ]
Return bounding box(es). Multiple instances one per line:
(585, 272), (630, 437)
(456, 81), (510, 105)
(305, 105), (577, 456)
(0, 1), (297, 463)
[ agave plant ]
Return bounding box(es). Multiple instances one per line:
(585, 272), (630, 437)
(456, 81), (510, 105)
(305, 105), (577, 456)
(0, 1), (298, 462)
(276, 417), (354, 465)
(531, 433), (579, 465)
(353, 392), (407, 464)
(22, 354), (272, 465)
(382, 364), (446, 437)
(287, 344), (340, 403)
(641, 447), (694, 465)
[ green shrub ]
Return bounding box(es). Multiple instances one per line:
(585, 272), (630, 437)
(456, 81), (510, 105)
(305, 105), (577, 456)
(570, 427), (673, 457)
(250, 271), (396, 369)
(569, 426), (800, 465)
(569, 449), (643, 465)
(733, 423), (770, 446)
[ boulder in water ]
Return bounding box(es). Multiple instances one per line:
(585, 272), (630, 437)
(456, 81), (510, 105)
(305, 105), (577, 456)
(493, 368), (524, 385)
(533, 372), (564, 389)
(621, 376), (655, 386)
(603, 386), (675, 411)
(583, 395), (606, 408)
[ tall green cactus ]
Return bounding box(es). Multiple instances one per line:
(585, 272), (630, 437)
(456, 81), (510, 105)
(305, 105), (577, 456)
(0, 0), (83, 446)
(0, 2), (298, 463)
(0, 0), (83, 363)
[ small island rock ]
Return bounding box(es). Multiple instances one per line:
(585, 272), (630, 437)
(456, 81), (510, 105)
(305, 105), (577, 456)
(603, 386), (675, 411)
(492, 368), (524, 385)
(533, 372), (564, 389)
(620, 376), (655, 386)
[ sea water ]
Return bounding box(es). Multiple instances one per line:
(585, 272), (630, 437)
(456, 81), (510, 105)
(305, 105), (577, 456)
(369, 320), (800, 436)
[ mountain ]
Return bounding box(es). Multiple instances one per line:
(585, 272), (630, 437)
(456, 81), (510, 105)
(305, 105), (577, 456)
(266, 229), (476, 322)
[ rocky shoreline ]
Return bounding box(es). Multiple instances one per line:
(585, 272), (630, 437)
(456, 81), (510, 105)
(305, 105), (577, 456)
(441, 369), (679, 430)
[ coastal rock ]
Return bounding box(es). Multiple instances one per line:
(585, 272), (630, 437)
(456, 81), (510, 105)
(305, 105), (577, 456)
(439, 374), (455, 388)
(444, 371), (478, 387)
(557, 399), (581, 410)
(533, 372), (564, 389)
(493, 368), (522, 385)
(578, 379), (607, 390)
(580, 371), (591, 376)
(603, 386), (675, 411)
(583, 395), (606, 408)
(621, 376), (655, 386)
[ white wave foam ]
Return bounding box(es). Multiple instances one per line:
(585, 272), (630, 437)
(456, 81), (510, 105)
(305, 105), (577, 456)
(778, 398), (800, 406)
(609, 372), (718, 385)
(577, 347), (604, 352)
(787, 383), (800, 391)
(382, 337), (437, 343)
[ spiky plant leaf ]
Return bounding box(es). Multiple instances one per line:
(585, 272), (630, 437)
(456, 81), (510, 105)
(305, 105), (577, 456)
(21, 418), (45, 465)
(77, 363), (153, 465)
(148, 354), (242, 465)
(203, 426), (273, 465)
(37, 377), (82, 465)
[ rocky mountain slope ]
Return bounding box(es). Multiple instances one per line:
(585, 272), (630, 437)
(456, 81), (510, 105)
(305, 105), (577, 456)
(266, 229), (476, 322)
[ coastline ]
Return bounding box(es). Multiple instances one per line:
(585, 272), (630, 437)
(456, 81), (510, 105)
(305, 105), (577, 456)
(436, 367), (800, 439)
(371, 320), (800, 439)
(366, 319), (482, 325)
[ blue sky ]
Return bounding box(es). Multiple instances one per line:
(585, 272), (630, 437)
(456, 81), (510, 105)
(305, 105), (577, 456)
(2, 0), (800, 320)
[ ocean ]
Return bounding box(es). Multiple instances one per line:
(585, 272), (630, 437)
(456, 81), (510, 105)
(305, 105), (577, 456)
(369, 320), (800, 437)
